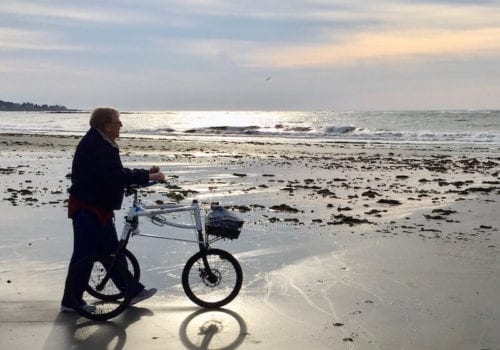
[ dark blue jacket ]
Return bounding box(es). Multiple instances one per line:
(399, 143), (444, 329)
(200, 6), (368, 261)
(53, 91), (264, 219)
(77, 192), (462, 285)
(68, 127), (149, 210)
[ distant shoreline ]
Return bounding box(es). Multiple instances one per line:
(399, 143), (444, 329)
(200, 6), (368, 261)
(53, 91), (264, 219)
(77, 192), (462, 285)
(0, 99), (80, 112)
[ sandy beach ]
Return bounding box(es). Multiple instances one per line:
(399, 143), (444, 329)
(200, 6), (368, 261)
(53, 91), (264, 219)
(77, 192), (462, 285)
(0, 133), (499, 349)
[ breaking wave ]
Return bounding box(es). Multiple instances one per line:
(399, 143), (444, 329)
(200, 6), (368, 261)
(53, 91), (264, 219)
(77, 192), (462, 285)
(0, 110), (499, 144)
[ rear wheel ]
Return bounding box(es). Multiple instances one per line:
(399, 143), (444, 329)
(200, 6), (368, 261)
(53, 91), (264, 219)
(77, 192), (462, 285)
(86, 249), (140, 301)
(68, 255), (133, 321)
(182, 249), (242, 308)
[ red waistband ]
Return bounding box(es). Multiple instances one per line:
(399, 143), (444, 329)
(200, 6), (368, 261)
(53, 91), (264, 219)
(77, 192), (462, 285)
(68, 196), (114, 226)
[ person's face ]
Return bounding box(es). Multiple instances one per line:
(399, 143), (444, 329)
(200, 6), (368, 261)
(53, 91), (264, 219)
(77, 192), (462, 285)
(104, 112), (122, 141)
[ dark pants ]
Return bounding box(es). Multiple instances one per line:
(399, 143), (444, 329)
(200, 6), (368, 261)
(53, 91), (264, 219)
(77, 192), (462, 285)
(61, 210), (144, 306)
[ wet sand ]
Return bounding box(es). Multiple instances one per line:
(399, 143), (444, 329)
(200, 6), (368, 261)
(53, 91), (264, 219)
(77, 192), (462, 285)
(0, 133), (499, 349)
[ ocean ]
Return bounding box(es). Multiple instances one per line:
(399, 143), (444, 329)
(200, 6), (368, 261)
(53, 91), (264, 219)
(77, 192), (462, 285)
(0, 110), (499, 145)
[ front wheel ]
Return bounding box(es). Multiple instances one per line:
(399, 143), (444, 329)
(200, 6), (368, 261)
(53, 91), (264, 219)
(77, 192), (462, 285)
(182, 249), (243, 308)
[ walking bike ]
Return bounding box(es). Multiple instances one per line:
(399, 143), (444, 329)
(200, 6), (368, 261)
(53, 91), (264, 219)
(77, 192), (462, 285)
(67, 183), (244, 321)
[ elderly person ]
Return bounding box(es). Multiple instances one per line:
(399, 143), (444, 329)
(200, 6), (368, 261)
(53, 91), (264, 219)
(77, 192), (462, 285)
(61, 107), (165, 312)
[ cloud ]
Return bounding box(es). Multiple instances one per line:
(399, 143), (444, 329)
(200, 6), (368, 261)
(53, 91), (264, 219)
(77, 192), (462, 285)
(0, 27), (84, 51)
(161, 1), (500, 69)
(243, 27), (500, 68)
(0, 1), (151, 24)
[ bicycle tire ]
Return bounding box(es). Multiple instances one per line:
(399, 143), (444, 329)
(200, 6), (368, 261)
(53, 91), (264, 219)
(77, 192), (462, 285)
(68, 255), (133, 321)
(86, 249), (140, 301)
(182, 248), (242, 308)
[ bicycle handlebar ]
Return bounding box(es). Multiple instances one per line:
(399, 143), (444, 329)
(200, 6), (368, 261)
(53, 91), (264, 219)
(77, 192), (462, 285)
(125, 180), (166, 196)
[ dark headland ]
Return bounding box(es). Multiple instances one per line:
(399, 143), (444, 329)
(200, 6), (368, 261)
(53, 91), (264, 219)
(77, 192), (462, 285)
(0, 99), (78, 112)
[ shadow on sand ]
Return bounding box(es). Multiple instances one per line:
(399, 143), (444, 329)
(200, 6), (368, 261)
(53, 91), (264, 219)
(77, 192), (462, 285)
(42, 306), (154, 350)
(42, 306), (247, 350)
(179, 308), (247, 350)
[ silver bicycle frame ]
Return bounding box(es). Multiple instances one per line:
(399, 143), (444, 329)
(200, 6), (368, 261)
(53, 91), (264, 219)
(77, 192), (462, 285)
(120, 199), (205, 245)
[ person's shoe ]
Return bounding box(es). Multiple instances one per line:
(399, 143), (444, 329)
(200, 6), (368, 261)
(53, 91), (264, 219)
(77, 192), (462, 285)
(130, 288), (157, 306)
(60, 303), (96, 313)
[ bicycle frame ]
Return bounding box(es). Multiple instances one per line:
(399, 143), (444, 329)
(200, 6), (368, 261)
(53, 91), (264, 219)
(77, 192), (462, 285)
(123, 200), (205, 243)
(118, 186), (223, 251)
(98, 188), (208, 293)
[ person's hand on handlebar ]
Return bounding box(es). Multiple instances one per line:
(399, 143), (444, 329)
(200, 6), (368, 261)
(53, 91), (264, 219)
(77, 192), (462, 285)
(149, 166), (166, 182)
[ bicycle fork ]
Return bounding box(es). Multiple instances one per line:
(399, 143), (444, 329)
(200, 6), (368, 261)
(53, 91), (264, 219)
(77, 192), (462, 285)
(195, 226), (218, 284)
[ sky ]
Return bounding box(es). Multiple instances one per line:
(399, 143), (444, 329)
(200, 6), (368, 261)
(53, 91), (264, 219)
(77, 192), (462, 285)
(1, 0), (500, 111)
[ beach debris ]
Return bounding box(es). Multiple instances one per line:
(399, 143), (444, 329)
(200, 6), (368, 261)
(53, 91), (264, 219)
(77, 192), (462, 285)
(266, 216), (278, 223)
(329, 214), (373, 226)
(432, 208), (457, 215)
(0, 167), (16, 175)
(361, 190), (381, 198)
(424, 214), (447, 221)
(377, 199), (402, 206)
(460, 186), (498, 194)
(316, 188), (337, 197)
(224, 205), (251, 212)
(337, 206), (352, 211)
(164, 188), (199, 202)
(164, 183), (182, 190)
(269, 204), (300, 213)
(19, 189), (33, 195)
(365, 209), (385, 216)
(483, 180), (500, 185)
(280, 186), (294, 193)
(165, 192), (185, 201)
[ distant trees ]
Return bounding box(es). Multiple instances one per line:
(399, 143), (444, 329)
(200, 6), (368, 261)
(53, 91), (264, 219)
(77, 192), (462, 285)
(0, 99), (71, 111)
